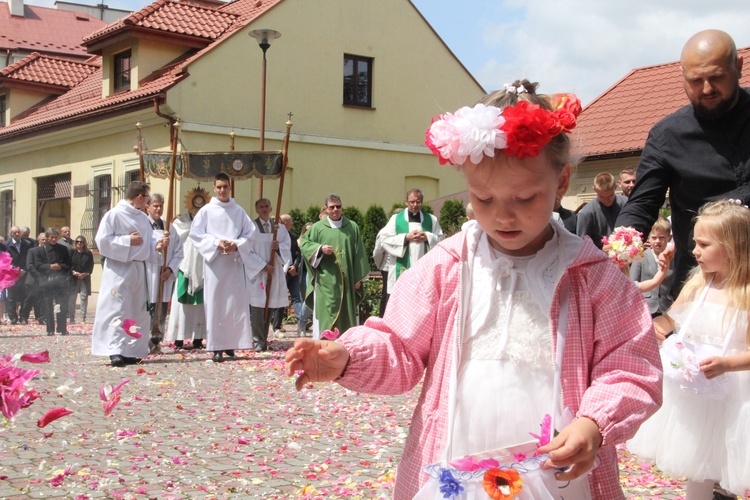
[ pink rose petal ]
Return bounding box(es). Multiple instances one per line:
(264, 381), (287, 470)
(37, 407), (73, 428)
(20, 350), (50, 363)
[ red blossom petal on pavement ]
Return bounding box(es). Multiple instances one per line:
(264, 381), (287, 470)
(103, 391), (121, 417)
(20, 350), (51, 363)
(37, 407), (73, 428)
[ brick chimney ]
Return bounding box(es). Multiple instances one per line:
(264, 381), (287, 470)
(9, 0), (25, 17)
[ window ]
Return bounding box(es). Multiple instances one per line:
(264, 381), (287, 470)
(343, 54), (373, 107)
(81, 174), (111, 249)
(0, 190), (12, 237)
(114, 50), (132, 92)
(0, 94), (6, 127)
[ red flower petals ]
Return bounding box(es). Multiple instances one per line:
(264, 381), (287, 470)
(100, 380), (129, 417)
(20, 350), (50, 364)
(37, 407), (73, 428)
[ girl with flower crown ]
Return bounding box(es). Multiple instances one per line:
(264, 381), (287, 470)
(285, 80), (662, 499)
(628, 200), (750, 499)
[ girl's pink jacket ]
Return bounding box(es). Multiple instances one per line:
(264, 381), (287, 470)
(337, 228), (662, 499)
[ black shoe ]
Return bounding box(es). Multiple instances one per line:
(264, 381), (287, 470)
(110, 355), (126, 367)
(224, 350), (235, 357)
(20, 319), (28, 325)
(174, 340), (184, 349)
(10, 319), (18, 325)
(713, 491), (737, 500)
(123, 357), (141, 365)
(192, 339), (203, 349)
(212, 351), (224, 363)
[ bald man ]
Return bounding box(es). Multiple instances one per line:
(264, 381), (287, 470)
(617, 29), (750, 295)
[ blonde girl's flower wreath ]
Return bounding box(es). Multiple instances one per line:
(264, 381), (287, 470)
(425, 92), (582, 165)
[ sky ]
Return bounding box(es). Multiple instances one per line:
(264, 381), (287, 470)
(24, 0), (750, 104)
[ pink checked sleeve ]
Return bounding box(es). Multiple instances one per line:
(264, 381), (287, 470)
(336, 244), (460, 396)
(562, 256), (663, 446)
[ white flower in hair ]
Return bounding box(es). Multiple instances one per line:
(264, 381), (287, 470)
(503, 83), (527, 95)
(453, 104), (508, 165)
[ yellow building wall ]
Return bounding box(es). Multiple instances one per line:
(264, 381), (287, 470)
(0, 0), (486, 293)
(132, 39), (186, 85)
(9, 88), (50, 121)
(166, 0), (481, 208)
(563, 156), (641, 210)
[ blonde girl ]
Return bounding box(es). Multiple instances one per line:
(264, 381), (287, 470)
(629, 199), (750, 499)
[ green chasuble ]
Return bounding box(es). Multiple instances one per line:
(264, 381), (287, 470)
(300, 216), (370, 333)
(176, 269), (203, 305)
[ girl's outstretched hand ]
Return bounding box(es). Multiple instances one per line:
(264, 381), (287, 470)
(284, 338), (350, 391)
(538, 417), (602, 481)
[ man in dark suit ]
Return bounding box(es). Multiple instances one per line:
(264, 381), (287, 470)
(27, 228), (72, 336)
(20, 226), (36, 247)
(6, 226), (31, 324)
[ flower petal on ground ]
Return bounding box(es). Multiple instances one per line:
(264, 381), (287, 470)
(37, 407), (73, 428)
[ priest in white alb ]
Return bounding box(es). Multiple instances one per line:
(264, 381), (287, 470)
(145, 193), (184, 353)
(248, 198), (291, 352)
(189, 173), (256, 363)
(92, 181), (168, 367)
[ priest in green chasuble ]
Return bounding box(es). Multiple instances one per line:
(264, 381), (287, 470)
(300, 194), (369, 338)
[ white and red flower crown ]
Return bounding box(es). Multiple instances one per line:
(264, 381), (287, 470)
(425, 93), (582, 165)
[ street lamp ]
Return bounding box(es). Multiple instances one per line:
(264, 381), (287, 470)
(249, 28), (281, 198)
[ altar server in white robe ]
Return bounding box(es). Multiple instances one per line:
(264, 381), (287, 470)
(189, 173), (256, 362)
(166, 210), (207, 349)
(146, 193), (184, 352)
(92, 181), (168, 367)
(248, 198), (291, 352)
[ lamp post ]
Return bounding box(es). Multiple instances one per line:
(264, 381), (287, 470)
(249, 28), (281, 199)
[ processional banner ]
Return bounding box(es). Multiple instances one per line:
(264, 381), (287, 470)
(143, 151), (283, 181)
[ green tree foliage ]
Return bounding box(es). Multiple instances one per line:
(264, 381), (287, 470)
(305, 205), (322, 223)
(359, 278), (382, 319)
(439, 199), (466, 237)
(288, 208), (305, 236)
(362, 205), (388, 271)
(342, 206), (364, 230)
(390, 202), (405, 215)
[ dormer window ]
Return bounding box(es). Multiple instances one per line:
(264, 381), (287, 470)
(114, 50), (132, 92)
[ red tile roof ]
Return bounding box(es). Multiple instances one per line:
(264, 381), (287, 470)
(0, 52), (99, 89)
(83, 0), (240, 47)
(0, 0), (284, 140)
(578, 47), (750, 159)
(0, 3), (106, 58)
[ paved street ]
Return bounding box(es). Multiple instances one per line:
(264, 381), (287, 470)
(0, 313), (720, 499)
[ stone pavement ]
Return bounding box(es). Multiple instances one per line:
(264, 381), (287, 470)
(0, 317), (735, 499)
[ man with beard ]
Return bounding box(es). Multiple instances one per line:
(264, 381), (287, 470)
(617, 30), (750, 296)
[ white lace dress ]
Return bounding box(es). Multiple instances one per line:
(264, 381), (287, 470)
(450, 241), (555, 458)
(415, 229), (593, 500)
(627, 292), (750, 495)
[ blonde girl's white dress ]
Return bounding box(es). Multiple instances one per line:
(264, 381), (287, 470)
(627, 287), (750, 495)
(415, 228), (592, 499)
